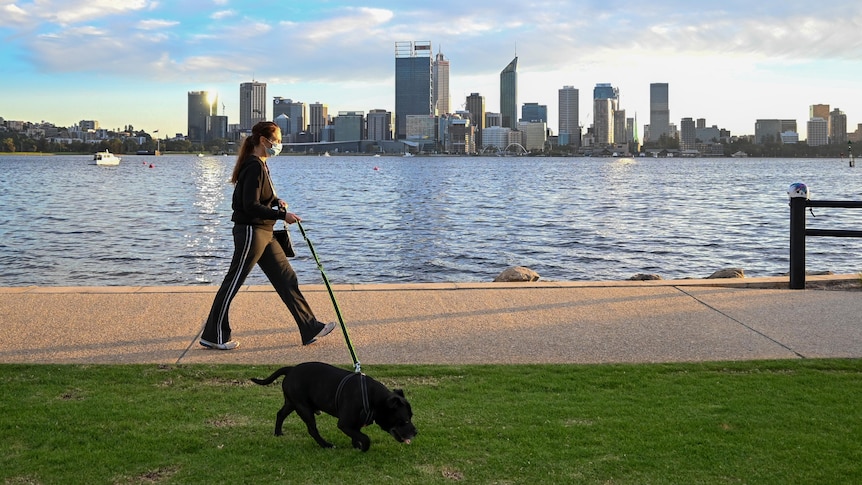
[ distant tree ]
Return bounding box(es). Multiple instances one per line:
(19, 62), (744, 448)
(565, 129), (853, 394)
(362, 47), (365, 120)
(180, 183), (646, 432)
(2, 137), (15, 152)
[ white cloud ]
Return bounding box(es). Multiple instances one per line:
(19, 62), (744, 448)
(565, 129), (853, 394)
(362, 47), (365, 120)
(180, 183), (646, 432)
(210, 10), (236, 20)
(137, 18), (179, 30)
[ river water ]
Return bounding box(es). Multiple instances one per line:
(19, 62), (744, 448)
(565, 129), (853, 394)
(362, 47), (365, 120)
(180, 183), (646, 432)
(0, 154), (859, 286)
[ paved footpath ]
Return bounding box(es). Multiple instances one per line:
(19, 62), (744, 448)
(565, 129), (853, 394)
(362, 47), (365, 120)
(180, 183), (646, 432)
(1, 275), (860, 366)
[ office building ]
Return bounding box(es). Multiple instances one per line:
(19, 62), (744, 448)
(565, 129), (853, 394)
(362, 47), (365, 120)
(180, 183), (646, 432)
(273, 98), (307, 142)
(465, 92), (485, 148)
(518, 121), (547, 151)
(649, 83), (670, 142)
(558, 86), (579, 147)
(309, 102), (329, 142)
(486, 112), (502, 128)
(521, 102), (547, 123)
(432, 49), (450, 115)
(187, 90), (217, 143)
(829, 108), (847, 144)
(680, 117), (696, 151)
(500, 57), (518, 129)
(395, 41), (433, 139)
(807, 118), (828, 146)
(239, 81), (266, 131)
(593, 83), (619, 145)
(482, 126), (511, 151)
(333, 111), (365, 141)
(755, 119), (796, 144)
(367, 109), (392, 141)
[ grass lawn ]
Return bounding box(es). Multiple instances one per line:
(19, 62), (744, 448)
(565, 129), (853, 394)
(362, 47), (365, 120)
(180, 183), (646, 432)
(1, 359), (860, 484)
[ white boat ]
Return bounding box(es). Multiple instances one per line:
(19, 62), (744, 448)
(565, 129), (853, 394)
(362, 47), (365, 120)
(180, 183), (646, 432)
(731, 151), (748, 158)
(92, 150), (120, 166)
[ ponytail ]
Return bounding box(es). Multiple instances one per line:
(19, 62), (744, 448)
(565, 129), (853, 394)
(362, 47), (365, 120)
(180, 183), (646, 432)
(230, 121), (279, 184)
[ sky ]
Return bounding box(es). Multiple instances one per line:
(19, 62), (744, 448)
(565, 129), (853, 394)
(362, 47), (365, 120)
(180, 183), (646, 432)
(2, 0), (862, 140)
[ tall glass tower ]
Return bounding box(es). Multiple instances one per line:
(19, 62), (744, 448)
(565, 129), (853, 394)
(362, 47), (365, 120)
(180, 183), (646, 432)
(187, 91), (217, 144)
(558, 86), (579, 147)
(395, 41), (433, 139)
(500, 57), (518, 129)
(649, 83), (670, 142)
(240, 81), (267, 131)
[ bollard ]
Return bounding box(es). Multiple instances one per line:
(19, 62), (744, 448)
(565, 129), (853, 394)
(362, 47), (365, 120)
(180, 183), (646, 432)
(788, 183), (810, 289)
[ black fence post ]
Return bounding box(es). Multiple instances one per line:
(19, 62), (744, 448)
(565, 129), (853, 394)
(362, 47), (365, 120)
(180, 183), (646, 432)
(789, 196), (807, 289)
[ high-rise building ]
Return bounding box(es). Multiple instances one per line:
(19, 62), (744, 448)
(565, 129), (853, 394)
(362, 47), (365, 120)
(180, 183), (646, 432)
(500, 57), (518, 129)
(807, 118), (828, 146)
(558, 86), (579, 147)
(432, 49), (450, 116)
(810, 104), (830, 121)
(593, 83), (618, 145)
(273, 98), (307, 142)
(239, 81), (267, 131)
(309, 102), (329, 142)
(333, 111), (365, 141)
(395, 41), (433, 139)
(366, 109), (392, 141)
(829, 108), (847, 144)
(593, 98), (615, 145)
(649, 83), (670, 142)
(521, 102), (547, 123)
(465, 93), (485, 149)
(187, 90), (217, 143)
(680, 117), (696, 151)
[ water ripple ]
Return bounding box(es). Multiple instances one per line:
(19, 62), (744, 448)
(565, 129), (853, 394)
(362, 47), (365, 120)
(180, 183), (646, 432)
(1, 154), (860, 286)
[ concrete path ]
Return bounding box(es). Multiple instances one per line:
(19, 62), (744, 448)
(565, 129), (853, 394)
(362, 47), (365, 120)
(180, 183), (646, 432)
(1, 275), (860, 366)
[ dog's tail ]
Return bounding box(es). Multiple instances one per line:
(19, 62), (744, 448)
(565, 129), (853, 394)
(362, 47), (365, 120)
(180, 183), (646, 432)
(250, 366), (293, 386)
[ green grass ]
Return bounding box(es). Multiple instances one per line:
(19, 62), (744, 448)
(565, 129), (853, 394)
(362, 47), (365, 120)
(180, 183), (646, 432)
(1, 360), (860, 484)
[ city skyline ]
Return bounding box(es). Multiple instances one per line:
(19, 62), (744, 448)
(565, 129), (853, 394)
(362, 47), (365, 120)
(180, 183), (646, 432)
(2, 1), (862, 140)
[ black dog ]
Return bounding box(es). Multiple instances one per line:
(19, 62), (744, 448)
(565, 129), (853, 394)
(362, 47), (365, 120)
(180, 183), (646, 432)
(251, 362), (417, 451)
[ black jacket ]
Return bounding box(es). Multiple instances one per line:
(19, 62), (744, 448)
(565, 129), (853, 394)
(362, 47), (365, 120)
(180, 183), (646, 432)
(231, 155), (286, 228)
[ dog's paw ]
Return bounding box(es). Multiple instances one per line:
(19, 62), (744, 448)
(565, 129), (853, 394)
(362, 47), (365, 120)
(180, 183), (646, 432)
(352, 437), (371, 452)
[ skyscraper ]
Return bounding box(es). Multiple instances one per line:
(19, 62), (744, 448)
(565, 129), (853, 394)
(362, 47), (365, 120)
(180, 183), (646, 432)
(187, 90), (217, 144)
(500, 57), (518, 129)
(432, 49), (450, 116)
(649, 83), (670, 142)
(273, 98), (307, 142)
(465, 92), (485, 149)
(593, 83), (619, 145)
(558, 86), (579, 147)
(309, 102), (329, 142)
(239, 81), (267, 131)
(395, 41), (432, 139)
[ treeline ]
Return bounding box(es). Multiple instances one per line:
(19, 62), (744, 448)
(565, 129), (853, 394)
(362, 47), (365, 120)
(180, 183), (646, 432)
(1, 131), (234, 154)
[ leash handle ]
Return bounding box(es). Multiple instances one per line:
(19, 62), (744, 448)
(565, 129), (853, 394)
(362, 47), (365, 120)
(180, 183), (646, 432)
(295, 220), (362, 373)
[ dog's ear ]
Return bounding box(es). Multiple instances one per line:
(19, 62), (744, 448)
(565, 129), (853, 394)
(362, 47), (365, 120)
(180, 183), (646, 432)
(387, 393), (405, 408)
(393, 389), (405, 398)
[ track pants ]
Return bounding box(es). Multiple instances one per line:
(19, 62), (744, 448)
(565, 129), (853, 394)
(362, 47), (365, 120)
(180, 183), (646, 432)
(201, 224), (320, 344)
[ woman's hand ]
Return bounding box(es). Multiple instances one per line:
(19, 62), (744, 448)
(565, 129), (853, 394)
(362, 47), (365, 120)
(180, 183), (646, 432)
(284, 212), (302, 224)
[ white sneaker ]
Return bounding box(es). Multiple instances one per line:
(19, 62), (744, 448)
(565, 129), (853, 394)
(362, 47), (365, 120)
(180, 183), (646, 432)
(199, 338), (240, 350)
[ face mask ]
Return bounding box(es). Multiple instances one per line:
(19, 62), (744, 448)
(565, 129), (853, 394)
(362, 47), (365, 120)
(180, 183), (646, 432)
(266, 140), (282, 157)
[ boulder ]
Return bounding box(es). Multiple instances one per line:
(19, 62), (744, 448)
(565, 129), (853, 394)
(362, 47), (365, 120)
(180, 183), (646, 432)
(629, 273), (663, 281)
(706, 268), (745, 279)
(493, 266), (540, 282)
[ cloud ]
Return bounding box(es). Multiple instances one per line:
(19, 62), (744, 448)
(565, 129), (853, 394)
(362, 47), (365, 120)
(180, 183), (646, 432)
(210, 10), (236, 20)
(137, 18), (179, 30)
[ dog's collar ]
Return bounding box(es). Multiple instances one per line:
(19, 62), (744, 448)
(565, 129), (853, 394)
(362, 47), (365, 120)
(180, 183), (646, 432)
(335, 372), (374, 426)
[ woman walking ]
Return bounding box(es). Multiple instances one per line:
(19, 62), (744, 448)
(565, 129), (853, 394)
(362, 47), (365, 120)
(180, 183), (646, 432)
(200, 121), (335, 350)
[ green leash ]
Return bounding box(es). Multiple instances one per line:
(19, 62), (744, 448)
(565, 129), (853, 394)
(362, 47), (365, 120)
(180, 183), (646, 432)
(295, 220), (361, 373)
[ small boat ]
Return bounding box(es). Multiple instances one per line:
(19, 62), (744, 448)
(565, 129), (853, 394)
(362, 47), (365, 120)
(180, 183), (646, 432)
(92, 150), (121, 166)
(731, 151), (748, 158)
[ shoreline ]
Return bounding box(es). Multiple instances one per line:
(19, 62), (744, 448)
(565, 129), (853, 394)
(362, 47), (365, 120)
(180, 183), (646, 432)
(1, 273), (859, 294)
